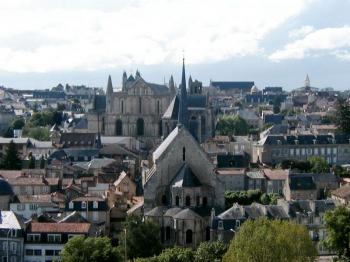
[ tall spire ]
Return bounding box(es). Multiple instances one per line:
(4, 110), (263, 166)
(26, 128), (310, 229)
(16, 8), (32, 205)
(107, 75), (113, 95)
(178, 58), (188, 127)
(305, 74), (310, 87)
(169, 75), (176, 95)
(122, 71), (127, 91)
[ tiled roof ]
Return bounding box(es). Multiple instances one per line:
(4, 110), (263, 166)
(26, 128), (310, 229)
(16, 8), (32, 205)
(30, 222), (91, 233)
(171, 163), (202, 187)
(263, 169), (288, 180)
(216, 168), (246, 176)
(332, 186), (350, 199)
(72, 196), (105, 202)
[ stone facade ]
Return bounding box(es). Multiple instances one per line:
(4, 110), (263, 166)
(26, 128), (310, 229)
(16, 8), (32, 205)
(104, 73), (174, 148)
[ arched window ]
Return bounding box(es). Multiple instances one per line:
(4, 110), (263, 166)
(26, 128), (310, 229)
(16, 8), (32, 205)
(203, 197), (208, 207)
(159, 120), (163, 136)
(205, 226), (210, 241)
(175, 196), (180, 206)
(185, 196), (191, 206)
(116, 120), (123, 136)
(196, 196), (200, 206)
(121, 100), (124, 114)
(137, 118), (144, 136)
(161, 195), (167, 205)
(183, 147), (186, 162)
(186, 229), (192, 244)
(139, 97), (142, 113)
(165, 226), (171, 241)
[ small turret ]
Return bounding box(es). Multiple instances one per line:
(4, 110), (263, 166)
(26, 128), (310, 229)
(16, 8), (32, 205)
(106, 75), (113, 113)
(122, 71), (127, 91)
(135, 70), (141, 79)
(169, 75), (176, 95)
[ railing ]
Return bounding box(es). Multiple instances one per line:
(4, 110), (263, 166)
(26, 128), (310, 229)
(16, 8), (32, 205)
(145, 165), (156, 184)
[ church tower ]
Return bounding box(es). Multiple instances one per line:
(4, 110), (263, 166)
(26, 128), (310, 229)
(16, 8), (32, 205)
(178, 58), (188, 128)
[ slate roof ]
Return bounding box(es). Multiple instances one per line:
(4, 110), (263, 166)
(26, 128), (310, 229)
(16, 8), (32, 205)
(0, 178), (14, 196)
(0, 211), (23, 229)
(59, 133), (96, 147)
(162, 96), (179, 119)
(261, 134), (345, 146)
(211, 81), (254, 91)
(217, 204), (244, 220)
(145, 206), (167, 217)
(164, 207), (183, 217)
(289, 174), (316, 190)
(74, 158), (116, 170)
(263, 169), (288, 180)
(246, 171), (265, 179)
(173, 208), (202, 220)
(171, 164), (202, 188)
(153, 126), (179, 161)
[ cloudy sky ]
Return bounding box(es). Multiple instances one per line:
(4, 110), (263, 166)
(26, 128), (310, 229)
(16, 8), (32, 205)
(1, 0), (350, 90)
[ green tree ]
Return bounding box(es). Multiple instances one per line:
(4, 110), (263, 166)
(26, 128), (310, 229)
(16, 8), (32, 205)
(216, 115), (249, 136)
(324, 206), (350, 260)
(309, 156), (329, 173)
(28, 153), (36, 169)
(223, 219), (317, 262)
(195, 240), (227, 262)
(40, 155), (46, 169)
(23, 127), (50, 141)
(12, 118), (25, 130)
(120, 215), (162, 260)
(0, 140), (22, 170)
(335, 97), (350, 133)
(60, 236), (121, 262)
(157, 247), (194, 262)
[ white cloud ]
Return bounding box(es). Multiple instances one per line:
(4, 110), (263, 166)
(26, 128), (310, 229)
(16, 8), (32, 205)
(0, 0), (311, 72)
(288, 25), (314, 39)
(269, 26), (350, 61)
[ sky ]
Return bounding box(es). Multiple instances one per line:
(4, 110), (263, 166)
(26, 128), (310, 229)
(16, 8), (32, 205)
(1, 0), (350, 90)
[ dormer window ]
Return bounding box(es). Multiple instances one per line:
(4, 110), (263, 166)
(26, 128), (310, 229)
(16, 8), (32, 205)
(218, 221), (223, 230)
(294, 140), (299, 145)
(69, 201), (74, 209)
(81, 201), (87, 209)
(93, 201), (98, 209)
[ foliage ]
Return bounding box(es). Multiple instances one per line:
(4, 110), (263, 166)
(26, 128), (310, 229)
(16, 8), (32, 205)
(28, 153), (36, 169)
(225, 190), (278, 208)
(278, 157), (329, 173)
(12, 118), (25, 129)
(0, 140), (22, 170)
(333, 165), (350, 178)
(119, 215), (162, 260)
(60, 236), (121, 262)
(216, 115), (249, 136)
(27, 110), (62, 128)
(308, 156), (329, 173)
(195, 240), (228, 262)
(335, 97), (350, 133)
(23, 127), (50, 141)
(272, 96), (282, 114)
(156, 247), (195, 262)
(324, 206), (350, 259)
(223, 218), (317, 262)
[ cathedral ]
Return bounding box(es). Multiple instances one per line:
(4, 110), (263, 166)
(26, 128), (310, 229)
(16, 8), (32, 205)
(143, 60), (224, 248)
(104, 71), (175, 147)
(103, 62), (214, 147)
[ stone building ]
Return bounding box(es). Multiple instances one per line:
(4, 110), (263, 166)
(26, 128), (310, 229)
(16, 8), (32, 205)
(162, 67), (214, 142)
(143, 61), (225, 248)
(104, 71), (174, 147)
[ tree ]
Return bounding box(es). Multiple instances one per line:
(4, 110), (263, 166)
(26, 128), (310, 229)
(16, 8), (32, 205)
(12, 118), (25, 130)
(157, 247), (194, 262)
(120, 215), (162, 260)
(216, 115), (249, 136)
(335, 97), (350, 133)
(23, 127), (50, 141)
(309, 156), (329, 173)
(223, 219), (317, 262)
(0, 140), (22, 170)
(195, 240), (227, 262)
(60, 236), (121, 262)
(324, 206), (350, 260)
(28, 153), (36, 169)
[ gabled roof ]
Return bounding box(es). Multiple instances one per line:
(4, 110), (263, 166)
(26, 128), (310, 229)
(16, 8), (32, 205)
(171, 164), (202, 188)
(211, 81), (254, 91)
(145, 206), (167, 217)
(153, 126), (179, 161)
(0, 211), (23, 229)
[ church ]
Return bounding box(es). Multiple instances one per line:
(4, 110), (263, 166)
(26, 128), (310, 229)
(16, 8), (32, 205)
(104, 71), (175, 147)
(143, 60), (225, 248)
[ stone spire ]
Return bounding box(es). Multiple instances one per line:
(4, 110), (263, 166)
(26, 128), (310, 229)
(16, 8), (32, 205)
(107, 75), (113, 95)
(178, 58), (188, 127)
(135, 69), (141, 79)
(122, 71), (127, 91)
(106, 75), (113, 113)
(305, 74), (310, 87)
(188, 75), (193, 94)
(169, 75), (176, 95)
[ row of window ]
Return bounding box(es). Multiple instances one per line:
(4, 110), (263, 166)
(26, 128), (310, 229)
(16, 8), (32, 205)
(16, 204), (38, 211)
(68, 201), (99, 209)
(115, 118), (145, 136)
(2, 242), (17, 252)
(272, 147), (337, 157)
(27, 234), (82, 243)
(26, 249), (60, 256)
(171, 195), (208, 207)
